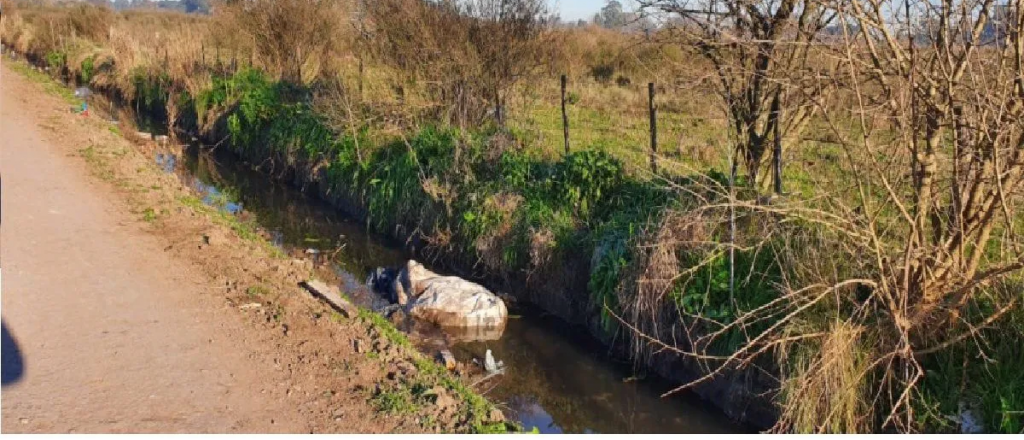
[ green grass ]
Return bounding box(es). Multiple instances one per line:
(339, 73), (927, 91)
(4, 58), (79, 104)
(370, 385), (420, 415)
(511, 96), (725, 171)
(357, 307), (518, 433)
(359, 309), (412, 348)
(142, 207), (158, 222)
(78, 145), (116, 181)
(916, 281), (1024, 433)
(246, 284), (270, 297)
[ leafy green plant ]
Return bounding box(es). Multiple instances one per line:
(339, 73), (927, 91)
(79, 55), (95, 84)
(589, 232), (630, 332)
(45, 50), (66, 70)
(371, 386), (418, 415)
(917, 291), (1024, 433)
(549, 150), (624, 219)
(566, 91), (580, 105)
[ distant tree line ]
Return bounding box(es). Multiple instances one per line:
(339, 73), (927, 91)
(108, 0), (210, 14)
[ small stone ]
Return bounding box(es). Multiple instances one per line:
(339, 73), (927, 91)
(387, 308), (407, 326)
(202, 230), (228, 246)
(19, 418), (29, 424)
(353, 339), (363, 353)
(301, 280), (357, 318)
(489, 408), (506, 422)
(398, 361), (417, 375)
(431, 387), (457, 413)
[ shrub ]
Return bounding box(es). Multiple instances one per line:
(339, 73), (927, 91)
(45, 50), (66, 70)
(590, 64), (614, 83)
(79, 55), (95, 84)
(549, 150), (624, 219)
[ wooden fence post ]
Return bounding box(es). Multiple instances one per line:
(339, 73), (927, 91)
(648, 82), (658, 175)
(358, 57), (365, 101)
(561, 74), (570, 155)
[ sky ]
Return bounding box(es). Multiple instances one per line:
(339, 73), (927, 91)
(551, 0), (638, 22)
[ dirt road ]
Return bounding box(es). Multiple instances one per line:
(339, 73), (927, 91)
(0, 62), (313, 432)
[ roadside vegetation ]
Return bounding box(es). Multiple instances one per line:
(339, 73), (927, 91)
(2, 0), (1021, 433)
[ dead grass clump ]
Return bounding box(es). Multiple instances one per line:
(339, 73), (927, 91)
(776, 321), (872, 433)
(472, 192), (523, 273)
(66, 3), (115, 44)
(483, 131), (518, 165)
(639, 210), (714, 308)
(213, 0), (349, 84)
(617, 208), (720, 362)
(528, 227), (555, 269)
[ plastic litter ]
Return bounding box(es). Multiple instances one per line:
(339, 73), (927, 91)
(483, 349), (504, 373)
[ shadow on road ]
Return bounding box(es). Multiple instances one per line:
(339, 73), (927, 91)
(2, 319), (25, 386)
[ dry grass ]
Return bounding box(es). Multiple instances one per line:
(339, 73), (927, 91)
(776, 322), (872, 433)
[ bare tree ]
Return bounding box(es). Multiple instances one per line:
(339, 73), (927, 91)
(365, 0), (552, 127)
(463, 0), (553, 126)
(815, 0), (1024, 429)
(641, 0), (836, 190)
(617, 0), (1023, 433)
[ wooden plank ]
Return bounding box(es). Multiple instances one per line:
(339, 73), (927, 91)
(300, 280), (358, 318)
